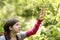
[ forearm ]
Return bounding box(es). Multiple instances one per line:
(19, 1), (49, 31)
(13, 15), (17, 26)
(26, 19), (43, 37)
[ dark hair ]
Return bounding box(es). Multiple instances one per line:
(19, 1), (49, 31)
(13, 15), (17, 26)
(4, 18), (19, 40)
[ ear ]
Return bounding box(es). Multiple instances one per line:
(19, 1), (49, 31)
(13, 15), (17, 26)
(9, 26), (12, 31)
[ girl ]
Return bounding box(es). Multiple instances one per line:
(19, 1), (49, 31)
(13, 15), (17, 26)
(0, 9), (46, 40)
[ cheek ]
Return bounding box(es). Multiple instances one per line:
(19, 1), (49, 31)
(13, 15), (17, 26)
(12, 26), (20, 33)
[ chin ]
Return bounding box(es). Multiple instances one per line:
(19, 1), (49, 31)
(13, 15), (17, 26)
(17, 31), (20, 33)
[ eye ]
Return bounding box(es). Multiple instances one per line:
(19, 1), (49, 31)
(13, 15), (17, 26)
(15, 22), (20, 26)
(16, 24), (19, 26)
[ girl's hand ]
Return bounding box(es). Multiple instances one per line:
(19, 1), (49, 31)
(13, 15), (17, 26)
(39, 8), (46, 20)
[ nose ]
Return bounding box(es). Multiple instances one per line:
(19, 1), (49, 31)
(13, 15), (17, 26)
(18, 26), (20, 28)
(18, 26), (21, 29)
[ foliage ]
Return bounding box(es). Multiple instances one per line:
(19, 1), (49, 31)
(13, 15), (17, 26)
(0, 0), (60, 40)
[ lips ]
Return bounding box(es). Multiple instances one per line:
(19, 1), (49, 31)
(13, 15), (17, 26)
(18, 28), (20, 30)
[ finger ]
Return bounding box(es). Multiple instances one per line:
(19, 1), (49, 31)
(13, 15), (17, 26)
(41, 9), (46, 15)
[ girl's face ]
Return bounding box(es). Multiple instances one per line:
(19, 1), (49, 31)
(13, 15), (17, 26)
(9, 22), (21, 33)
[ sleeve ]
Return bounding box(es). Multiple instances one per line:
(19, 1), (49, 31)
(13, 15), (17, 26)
(26, 19), (43, 37)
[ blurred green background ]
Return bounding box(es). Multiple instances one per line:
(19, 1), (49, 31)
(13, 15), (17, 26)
(0, 0), (60, 40)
